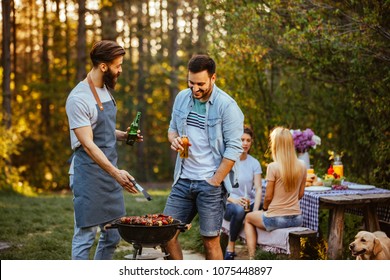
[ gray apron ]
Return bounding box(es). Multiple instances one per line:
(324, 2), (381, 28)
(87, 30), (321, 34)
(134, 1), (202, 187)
(73, 96), (125, 228)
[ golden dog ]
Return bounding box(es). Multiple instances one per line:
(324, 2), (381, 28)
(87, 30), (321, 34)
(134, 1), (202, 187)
(349, 231), (390, 260)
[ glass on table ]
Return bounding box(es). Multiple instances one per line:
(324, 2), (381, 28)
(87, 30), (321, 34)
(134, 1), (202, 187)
(307, 165), (314, 174)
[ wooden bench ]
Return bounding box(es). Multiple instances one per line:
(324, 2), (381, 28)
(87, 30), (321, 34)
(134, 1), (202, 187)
(288, 229), (318, 259)
(221, 220), (317, 259)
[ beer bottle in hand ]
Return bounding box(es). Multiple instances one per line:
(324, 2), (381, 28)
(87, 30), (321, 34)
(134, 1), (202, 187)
(126, 111), (141, 146)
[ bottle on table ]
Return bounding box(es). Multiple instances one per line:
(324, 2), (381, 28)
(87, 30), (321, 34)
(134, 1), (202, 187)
(333, 155), (344, 177)
(126, 111), (141, 146)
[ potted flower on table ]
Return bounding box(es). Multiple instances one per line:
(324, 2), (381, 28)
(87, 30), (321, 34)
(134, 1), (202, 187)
(290, 128), (321, 168)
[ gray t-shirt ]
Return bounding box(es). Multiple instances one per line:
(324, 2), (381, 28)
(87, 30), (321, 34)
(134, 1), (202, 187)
(229, 154), (262, 203)
(65, 81), (113, 174)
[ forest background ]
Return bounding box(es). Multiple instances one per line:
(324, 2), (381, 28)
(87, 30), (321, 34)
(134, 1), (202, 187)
(1, 0), (389, 194)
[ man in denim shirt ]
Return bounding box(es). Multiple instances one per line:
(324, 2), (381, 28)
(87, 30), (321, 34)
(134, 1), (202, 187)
(164, 54), (244, 259)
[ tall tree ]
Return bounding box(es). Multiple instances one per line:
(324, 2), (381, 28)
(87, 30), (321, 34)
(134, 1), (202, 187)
(41, 0), (51, 131)
(167, 0), (179, 165)
(64, 0), (71, 83)
(195, 0), (207, 52)
(100, 0), (118, 40)
(76, 0), (87, 81)
(2, 0), (12, 128)
(11, 0), (17, 89)
(135, 0), (148, 181)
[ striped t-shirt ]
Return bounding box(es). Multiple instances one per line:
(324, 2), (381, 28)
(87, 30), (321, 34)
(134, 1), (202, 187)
(181, 99), (216, 180)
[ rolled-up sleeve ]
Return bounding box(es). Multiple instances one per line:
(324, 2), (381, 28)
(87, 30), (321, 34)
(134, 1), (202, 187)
(168, 109), (178, 134)
(222, 101), (244, 161)
(168, 89), (190, 135)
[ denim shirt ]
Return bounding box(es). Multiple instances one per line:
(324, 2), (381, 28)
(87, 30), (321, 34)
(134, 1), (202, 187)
(168, 84), (244, 193)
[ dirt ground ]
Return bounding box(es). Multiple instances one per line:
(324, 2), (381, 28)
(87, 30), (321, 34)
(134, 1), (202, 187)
(118, 245), (250, 260)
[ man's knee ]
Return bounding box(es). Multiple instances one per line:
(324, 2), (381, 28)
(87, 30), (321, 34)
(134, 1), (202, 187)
(203, 235), (220, 249)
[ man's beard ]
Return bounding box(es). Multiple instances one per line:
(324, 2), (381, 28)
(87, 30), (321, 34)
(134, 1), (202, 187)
(191, 80), (213, 100)
(192, 87), (211, 100)
(103, 69), (119, 90)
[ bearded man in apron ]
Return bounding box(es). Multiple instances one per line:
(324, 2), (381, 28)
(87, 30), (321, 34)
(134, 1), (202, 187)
(66, 40), (141, 259)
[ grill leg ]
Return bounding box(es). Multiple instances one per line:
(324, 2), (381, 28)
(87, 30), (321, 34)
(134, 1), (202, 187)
(132, 244), (143, 260)
(160, 244), (170, 260)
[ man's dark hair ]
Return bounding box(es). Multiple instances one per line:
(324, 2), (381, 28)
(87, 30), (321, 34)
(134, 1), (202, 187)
(188, 54), (216, 76)
(90, 40), (125, 67)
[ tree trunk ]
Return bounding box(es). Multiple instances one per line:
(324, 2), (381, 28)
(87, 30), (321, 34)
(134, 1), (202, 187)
(11, 0), (17, 92)
(76, 0), (87, 81)
(64, 0), (71, 83)
(136, 0), (147, 181)
(196, 0), (207, 53)
(167, 0), (179, 165)
(2, 0), (12, 128)
(26, 0), (35, 75)
(41, 0), (51, 131)
(100, 0), (118, 41)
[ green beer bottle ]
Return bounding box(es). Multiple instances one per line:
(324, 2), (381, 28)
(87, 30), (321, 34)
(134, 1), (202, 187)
(126, 111), (141, 146)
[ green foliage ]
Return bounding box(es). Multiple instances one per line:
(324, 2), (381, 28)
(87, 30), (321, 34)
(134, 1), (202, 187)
(1, 0), (389, 192)
(207, 0), (390, 188)
(0, 123), (36, 195)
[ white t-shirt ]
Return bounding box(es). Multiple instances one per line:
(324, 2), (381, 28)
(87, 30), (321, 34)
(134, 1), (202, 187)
(229, 154), (262, 203)
(65, 81), (113, 175)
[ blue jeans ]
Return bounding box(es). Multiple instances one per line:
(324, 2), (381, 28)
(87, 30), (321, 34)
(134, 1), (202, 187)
(224, 203), (246, 242)
(71, 216), (121, 260)
(224, 202), (262, 241)
(164, 179), (227, 236)
(262, 213), (303, 232)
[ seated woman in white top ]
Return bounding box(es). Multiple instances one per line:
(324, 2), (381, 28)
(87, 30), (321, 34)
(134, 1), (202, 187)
(223, 127), (262, 260)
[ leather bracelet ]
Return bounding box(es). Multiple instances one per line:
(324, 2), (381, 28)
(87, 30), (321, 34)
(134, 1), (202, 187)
(262, 207), (268, 211)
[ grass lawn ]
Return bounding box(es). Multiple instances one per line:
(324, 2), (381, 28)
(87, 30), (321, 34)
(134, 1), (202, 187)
(0, 189), (363, 260)
(0, 189), (202, 260)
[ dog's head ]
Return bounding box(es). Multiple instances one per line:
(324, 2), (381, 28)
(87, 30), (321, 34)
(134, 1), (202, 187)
(349, 231), (383, 259)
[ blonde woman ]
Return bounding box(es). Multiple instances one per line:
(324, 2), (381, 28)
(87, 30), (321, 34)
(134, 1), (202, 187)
(244, 127), (306, 259)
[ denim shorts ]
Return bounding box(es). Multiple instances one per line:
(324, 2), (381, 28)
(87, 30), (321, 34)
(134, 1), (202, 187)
(163, 178), (227, 237)
(262, 213), (303, 232)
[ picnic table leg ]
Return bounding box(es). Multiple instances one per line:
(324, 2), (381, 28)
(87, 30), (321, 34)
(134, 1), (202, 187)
(363, 203), (380, 232)
(327, 206), (345, 260)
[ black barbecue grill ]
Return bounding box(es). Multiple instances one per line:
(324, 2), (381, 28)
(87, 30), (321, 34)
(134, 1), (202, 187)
(105, 218), (188, 259)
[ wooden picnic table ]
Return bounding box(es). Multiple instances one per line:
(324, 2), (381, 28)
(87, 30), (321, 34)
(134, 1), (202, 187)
(261, 180), (390, 259)
(319, 192), (390, 259)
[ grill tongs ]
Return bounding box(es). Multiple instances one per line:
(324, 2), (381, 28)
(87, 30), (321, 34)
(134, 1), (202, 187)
(130, 179), (152, 201)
